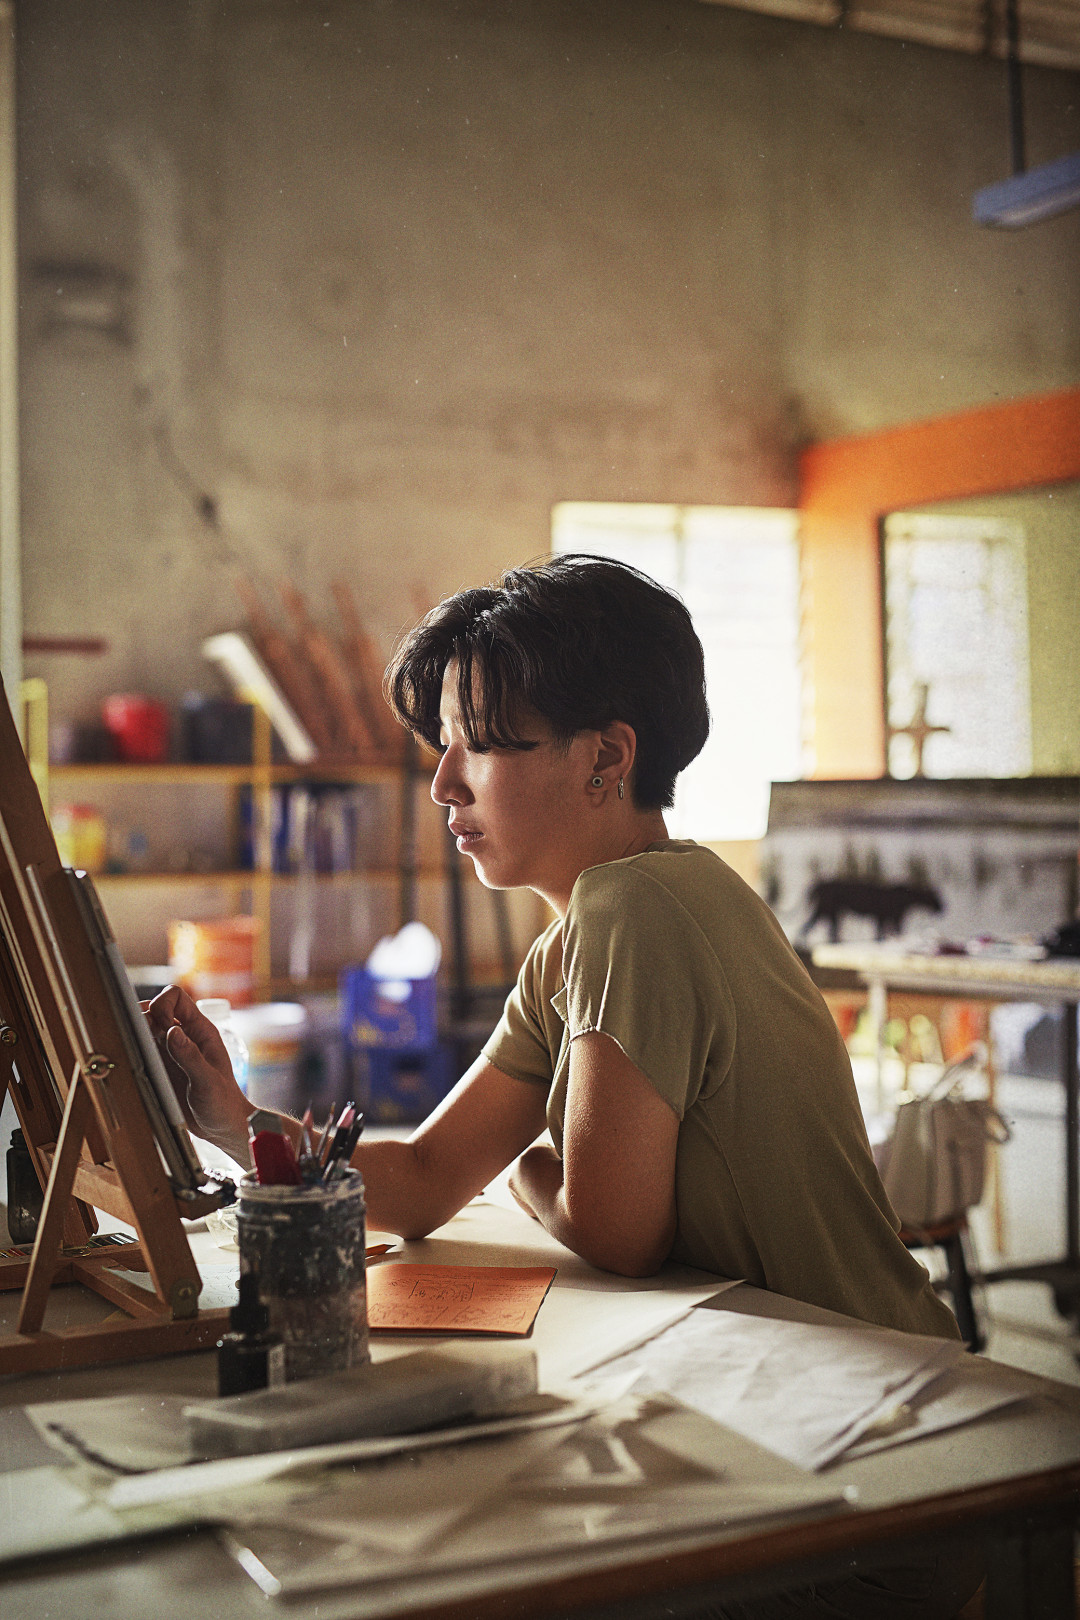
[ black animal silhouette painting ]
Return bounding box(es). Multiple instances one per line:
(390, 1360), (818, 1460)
(803, 878), (944, 942)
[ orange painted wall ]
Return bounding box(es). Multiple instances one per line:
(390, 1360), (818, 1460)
(798, 387), (1080, 780)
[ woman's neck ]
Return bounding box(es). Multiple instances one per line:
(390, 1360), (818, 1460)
(537, 810), (671, 918)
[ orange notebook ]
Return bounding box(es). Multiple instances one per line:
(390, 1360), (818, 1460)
(366, 1263), (557, 1336)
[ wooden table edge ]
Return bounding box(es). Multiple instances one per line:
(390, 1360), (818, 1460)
(377, 1459), (1080, 1620)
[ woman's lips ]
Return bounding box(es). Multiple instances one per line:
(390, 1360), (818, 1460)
(451, 824), (483, 851)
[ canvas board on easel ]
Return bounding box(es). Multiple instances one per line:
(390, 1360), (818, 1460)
(0, 680), (236, 1376)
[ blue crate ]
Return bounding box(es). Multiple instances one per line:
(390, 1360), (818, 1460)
(340, 966), (439, 1053)
(358, 1045), (456, 1124)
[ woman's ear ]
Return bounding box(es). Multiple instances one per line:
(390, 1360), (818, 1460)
(592, 721), (636, 780)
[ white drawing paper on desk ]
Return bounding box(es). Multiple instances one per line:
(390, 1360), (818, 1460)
(391, 1197), (740, 1386)
(223, 1395), (849, 1599)
(583, 1304), (968, 1471)
(842, 1362), (1028, 1458)
(29, 1394), (198, 1474)
(0, 1465), (205, 1566)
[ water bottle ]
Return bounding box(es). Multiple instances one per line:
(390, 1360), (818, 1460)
(197, 997), (250, 1094)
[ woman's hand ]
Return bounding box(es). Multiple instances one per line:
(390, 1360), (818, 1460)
(144, 986), (251, 1163)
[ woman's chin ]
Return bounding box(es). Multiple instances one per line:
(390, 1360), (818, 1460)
(469, 852), (519, 891)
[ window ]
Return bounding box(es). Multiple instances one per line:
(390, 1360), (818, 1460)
(884, 513), (1032, 779)
(552, 503), (805, 841)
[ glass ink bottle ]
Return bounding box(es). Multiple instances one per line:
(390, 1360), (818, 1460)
(217, 1271), (286, 1396)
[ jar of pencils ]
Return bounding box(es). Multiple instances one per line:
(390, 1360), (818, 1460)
(237, 1170), (369, 1380)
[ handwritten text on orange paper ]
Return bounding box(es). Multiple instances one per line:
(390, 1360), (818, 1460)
(366, 1264), (557, 1335)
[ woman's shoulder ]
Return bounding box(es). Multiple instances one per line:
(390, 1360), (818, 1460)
(520, 912), (563, 975)
(572, 840), (736, 915)
(569, 839), (789, 959)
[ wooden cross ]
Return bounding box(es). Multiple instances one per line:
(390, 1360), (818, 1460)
(887, 681), (950, 776)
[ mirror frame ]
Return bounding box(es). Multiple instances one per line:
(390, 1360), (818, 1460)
(797, 386), (1080, 779)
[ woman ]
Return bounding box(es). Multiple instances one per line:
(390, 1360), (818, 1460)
(154, 558), (986, 1616)
(150, 554), (956, 1341)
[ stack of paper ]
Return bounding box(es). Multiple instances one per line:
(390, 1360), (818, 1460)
(579, 1306), (1023, 1471)
(209, 1398), (850, 1600)
(9, 1386), (848, 1596)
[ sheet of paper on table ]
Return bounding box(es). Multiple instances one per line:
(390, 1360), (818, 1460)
(0, 1464), (207, 1566)
(14, 1391), (850, 1586)
(842, 1362), (1029, 1459)
(215, 1396), (851, 1599)
(581, 1303), (975, 1471)
(0, 1420), (578, 1571)
(366, 1263), (558, 1334)
(27, 1390), (595, 1485)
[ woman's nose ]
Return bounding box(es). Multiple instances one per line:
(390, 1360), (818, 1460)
(431, 747), (466, 807)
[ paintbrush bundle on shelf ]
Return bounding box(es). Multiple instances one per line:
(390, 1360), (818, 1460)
(214, 576), (404, 766)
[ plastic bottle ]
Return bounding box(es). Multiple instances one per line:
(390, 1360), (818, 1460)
(197, 997), (250, 1094)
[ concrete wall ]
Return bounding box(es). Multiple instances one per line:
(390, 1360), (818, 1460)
(16, 0), (1080, 723)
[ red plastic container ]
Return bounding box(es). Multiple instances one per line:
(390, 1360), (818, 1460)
(102, 695), (171, 763)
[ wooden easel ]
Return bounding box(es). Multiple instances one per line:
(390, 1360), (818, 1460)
(0, 684), (232, 1375)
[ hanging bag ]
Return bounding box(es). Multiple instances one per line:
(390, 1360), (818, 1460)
(874, 1057), (1011, 1228)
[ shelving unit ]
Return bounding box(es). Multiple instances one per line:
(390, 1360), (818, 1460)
(47, 726), (430, 995)
(46, 733), (543, 1003)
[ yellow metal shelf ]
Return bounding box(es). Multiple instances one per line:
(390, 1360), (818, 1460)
(50, 760), (411, 788)
(93, 866), (448, 887)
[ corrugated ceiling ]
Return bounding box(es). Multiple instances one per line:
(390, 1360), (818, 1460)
(696, 0), (1080, 72)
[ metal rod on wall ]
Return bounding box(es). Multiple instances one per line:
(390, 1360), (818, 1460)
(1005, 0), (1027, 176)
(0, 1), (22, 725)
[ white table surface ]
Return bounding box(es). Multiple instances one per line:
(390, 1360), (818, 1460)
(2, 1199), (1080, 1620)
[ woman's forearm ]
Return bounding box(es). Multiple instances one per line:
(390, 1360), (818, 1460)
(232, 1058), (548, 1241)
(350, 1137), (474, 1239)
(221, 1117), (460, 1240)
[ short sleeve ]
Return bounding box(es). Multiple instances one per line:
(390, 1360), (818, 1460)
(482, 921), (561, 1087)
(562, 863), (735, 1119)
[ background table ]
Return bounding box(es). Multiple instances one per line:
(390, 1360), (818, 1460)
(812, 944), (1080, 1328)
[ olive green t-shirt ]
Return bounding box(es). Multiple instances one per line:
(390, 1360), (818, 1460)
(484, 840), (958, 1340)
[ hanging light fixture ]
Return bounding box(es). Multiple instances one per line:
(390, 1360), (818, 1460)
(974, 0), (1080, 227)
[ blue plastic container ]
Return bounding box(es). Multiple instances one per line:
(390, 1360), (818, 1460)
(359, 1045), (456, 1124)
(340, 967), (439, 1054)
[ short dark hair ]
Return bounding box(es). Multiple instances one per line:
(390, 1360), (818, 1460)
(385, 555), (709, 809)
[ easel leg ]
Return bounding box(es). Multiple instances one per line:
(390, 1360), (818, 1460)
(17, 1074), (93, 1335)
